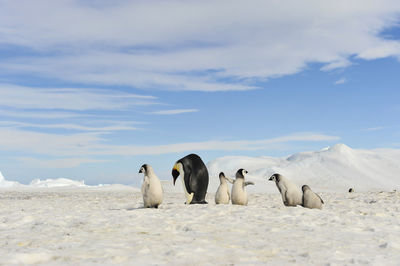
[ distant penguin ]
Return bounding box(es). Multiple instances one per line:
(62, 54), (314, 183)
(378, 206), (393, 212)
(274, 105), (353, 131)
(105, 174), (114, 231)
(172, 154), (209, 204)
(231, 169), (254, 206)
(215, 172), (234, 204)
(349, 188), (355, 193)
(302, 185), (324, 209)
(139, 164), (163, 208)
(269, 173), (302, 207)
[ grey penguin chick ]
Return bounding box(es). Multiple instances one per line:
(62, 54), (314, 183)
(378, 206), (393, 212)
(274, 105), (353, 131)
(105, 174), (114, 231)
(215, 172), (234, 204)
(302, 185), (324, 209)
(231, 169), (254, 206)
(269, 173), (302, 206)
(139, 164), (163, 208)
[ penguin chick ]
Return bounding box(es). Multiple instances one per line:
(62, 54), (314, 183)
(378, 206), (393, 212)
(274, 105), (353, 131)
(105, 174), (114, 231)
(302, 185), (324, 209)
(139, 164), (163, 208)
(269, 173), (302, 207)
(231, 169), (254, 206)
(215, 172), (233, 204)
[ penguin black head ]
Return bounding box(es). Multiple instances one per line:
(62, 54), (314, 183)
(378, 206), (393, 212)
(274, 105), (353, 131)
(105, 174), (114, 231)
(236, 168), (248, 179)
(269, 173), (281, 182)
(172, 162), (182, 185)
(219, 172), (225, 178)
(139, 164), (148, 174)
(348, 188), (354, 193)
(302, 185), (310, 192)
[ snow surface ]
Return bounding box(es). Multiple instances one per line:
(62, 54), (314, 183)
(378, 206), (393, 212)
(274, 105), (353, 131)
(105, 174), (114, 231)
(1, 144), (400, 264)
(0, 188), (399, 265)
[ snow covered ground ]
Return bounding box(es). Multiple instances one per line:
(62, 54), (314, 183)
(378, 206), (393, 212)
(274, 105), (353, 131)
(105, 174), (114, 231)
(0, 187), (399, 265)
(1, 144), (400, 265)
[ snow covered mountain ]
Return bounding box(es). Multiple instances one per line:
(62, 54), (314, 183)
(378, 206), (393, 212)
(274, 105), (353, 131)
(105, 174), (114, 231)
(207, 144), (400, 193)
(1, 144), (400, 192)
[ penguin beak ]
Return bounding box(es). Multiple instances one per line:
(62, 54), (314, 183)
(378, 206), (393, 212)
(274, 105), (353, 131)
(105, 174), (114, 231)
(139, 168), (143, 174)
(172, 166), (180, 186)
(268, 176), (273, 181)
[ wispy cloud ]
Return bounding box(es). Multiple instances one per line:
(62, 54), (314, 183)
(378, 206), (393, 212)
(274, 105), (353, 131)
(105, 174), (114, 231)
(362, 126), (385, 131)
(15, 157), (107, 169)
(0, 127), (340, 157)
(0, 84), (157, 110)
(0, 121), (140, 132)
(149, 109), (199, 115)
(334, 77), (347, 85)
(1, 1), (400, 91)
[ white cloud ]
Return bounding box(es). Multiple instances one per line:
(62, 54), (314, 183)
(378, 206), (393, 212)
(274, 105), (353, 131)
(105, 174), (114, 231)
(149, 109), (199, 115)
(15, 157), (107, 168)
(0, 127), (339, 157)
(0, 84), (157, 110)
(362, 126), (385, 131)
(0, 121), (140, 132)
(334, 78), (347, 85)
(0, 108), (92, 119)
(321, 59), (352, 72)
(0, 1), (400, 91)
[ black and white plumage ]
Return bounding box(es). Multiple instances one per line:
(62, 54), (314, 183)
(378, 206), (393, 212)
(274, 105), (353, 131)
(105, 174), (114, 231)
(215, 172), (234, 204)
(172, 154), (209, 204)
(231, 169), (254, 206)
(269, 173), (302, 207)
(139, 164), (163, 208)
(302, 185), (324, 209)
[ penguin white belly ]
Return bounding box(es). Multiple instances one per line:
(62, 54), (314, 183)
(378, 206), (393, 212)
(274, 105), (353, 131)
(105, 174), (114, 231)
(149, 177), (163, 205)
(215, 183), (230, 204)
(286, 183), (303, 206)
(180, 168), (194, 204)
(279, 181), (302, 206)
(231, 182), (248, 205)
(142, 176), (163, 208)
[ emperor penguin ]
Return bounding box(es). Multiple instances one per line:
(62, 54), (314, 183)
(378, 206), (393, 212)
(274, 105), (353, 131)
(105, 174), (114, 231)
(302, 185), (324, 209)
(231, 169), (254, 206)
(269, 173), (302, 207)
(172, 154), (209, 204)
(139, 164), (163, 208)
(215, 172), (234, 204)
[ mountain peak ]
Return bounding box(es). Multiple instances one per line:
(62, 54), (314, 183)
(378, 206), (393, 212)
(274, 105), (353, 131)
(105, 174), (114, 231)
(328, 143), (352, 153)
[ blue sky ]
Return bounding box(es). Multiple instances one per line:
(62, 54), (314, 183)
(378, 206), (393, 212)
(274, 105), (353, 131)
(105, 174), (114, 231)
(0, 0), (400, 186)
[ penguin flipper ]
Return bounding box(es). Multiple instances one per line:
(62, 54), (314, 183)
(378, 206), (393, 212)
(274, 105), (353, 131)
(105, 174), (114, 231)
(224, 176), (234, 184)
(245, 181), (255, 186)
(318, 194), (324, 204)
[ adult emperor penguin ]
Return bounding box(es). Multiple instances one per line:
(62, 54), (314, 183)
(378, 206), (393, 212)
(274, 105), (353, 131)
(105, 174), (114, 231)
(302, 185), (324, 209)
(231, 169), (254, 206)
(215, 172), (234, 204)
(269, 173), (302, 207)
(172, 154), (209, 204)
(139, 164), (163, 208)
